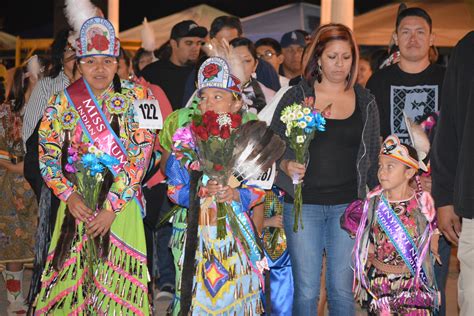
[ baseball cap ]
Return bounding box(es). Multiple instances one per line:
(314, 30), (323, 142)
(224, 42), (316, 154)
(280, 31), (306, 48)
(170, 20), (208, 40)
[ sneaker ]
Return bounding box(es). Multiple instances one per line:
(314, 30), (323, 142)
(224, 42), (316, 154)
(155, 285), (175, 301)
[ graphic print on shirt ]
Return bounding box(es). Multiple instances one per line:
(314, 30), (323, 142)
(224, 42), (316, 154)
(390, 85), (438, 144)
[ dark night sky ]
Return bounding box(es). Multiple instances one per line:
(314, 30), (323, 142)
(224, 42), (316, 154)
(1, 0), (394, 38)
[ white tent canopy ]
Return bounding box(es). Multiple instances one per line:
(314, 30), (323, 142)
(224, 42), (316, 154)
(0, 31), (16, 50)
(241, 3), (321, 42)
(119, 4), (231, 48)
(354, 1), (474, 47)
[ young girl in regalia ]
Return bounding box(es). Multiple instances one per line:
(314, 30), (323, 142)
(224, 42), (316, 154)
(166, 42), (279, 314)
(352, 118), (440, 315)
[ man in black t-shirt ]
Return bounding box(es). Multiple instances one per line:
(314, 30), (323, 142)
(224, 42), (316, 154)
(366, 8), (449, 316)
(141, 20), (207, 110)
(366, 9), (444, 144)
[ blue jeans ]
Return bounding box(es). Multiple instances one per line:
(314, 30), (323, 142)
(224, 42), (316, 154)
(284, 203), (355, 316)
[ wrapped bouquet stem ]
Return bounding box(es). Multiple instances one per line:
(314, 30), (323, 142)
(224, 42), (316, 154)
(65, 144), (119, 296)
(212, 174), (233, 239)
(75, 168), (102, 293)
(280, 102), (326, 232)
(291, 132), (310, 232)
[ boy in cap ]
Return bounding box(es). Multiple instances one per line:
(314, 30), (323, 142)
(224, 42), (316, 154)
(280, 31), (306, 80)
(142, 20), (208, 110)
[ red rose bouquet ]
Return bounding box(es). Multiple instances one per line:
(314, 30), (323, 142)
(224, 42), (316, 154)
(191, 110), (242, 239)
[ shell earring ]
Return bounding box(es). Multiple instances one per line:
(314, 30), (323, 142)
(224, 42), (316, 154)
(316, 63), (323, 82)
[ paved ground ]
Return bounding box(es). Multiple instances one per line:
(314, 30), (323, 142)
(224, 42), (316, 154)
(1, 248), (460, 315)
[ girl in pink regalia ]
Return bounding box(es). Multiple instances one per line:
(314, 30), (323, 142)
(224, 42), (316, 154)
(351, 118), (441, 315)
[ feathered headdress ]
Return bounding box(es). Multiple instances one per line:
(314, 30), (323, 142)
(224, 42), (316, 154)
(141, 18), (156, 52)
(200, 38), (246, 91)
(76, 17), (120, 57)
(64, 0), (119, 58)
(232, 120), (286, 181)
(64, 0), (98, 48)
(380, 114), (430, 171)
(197, 57), (242, 95)
(381, 135), (420, 170)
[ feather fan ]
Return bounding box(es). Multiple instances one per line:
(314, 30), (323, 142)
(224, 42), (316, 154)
(232, 120), (285, 181)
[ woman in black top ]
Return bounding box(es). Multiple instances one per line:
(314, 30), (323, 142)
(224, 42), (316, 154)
(269, 23), (380, 316)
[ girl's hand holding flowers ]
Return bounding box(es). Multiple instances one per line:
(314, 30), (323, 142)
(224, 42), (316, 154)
(67, 192), (93, 222)
(206, 179), (237, 203)
(86, 209), (116, 238)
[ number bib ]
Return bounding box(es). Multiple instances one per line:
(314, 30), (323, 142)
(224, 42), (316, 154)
(246, 163), (276, 190)
(134, 99), (163, 129)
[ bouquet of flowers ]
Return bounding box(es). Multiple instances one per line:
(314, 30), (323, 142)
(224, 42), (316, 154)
(170, 117), (285, 257)
(65, 143), (119, 293)
(191, 110), (242, 239)
(280, 100), (326, 231)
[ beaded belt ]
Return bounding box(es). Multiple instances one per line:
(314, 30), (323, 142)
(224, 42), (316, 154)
(369, 255), (410, 274)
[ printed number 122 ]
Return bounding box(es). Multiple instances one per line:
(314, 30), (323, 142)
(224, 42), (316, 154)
(139, 103), (159, 119)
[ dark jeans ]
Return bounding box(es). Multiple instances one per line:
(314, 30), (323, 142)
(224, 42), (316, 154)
(434, 235), (452, 316)
(143, 183), (175, 289)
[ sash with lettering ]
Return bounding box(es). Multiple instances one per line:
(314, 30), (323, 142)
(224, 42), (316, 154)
(64, 78), (146, 217)
(376, 195), (429, 285)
